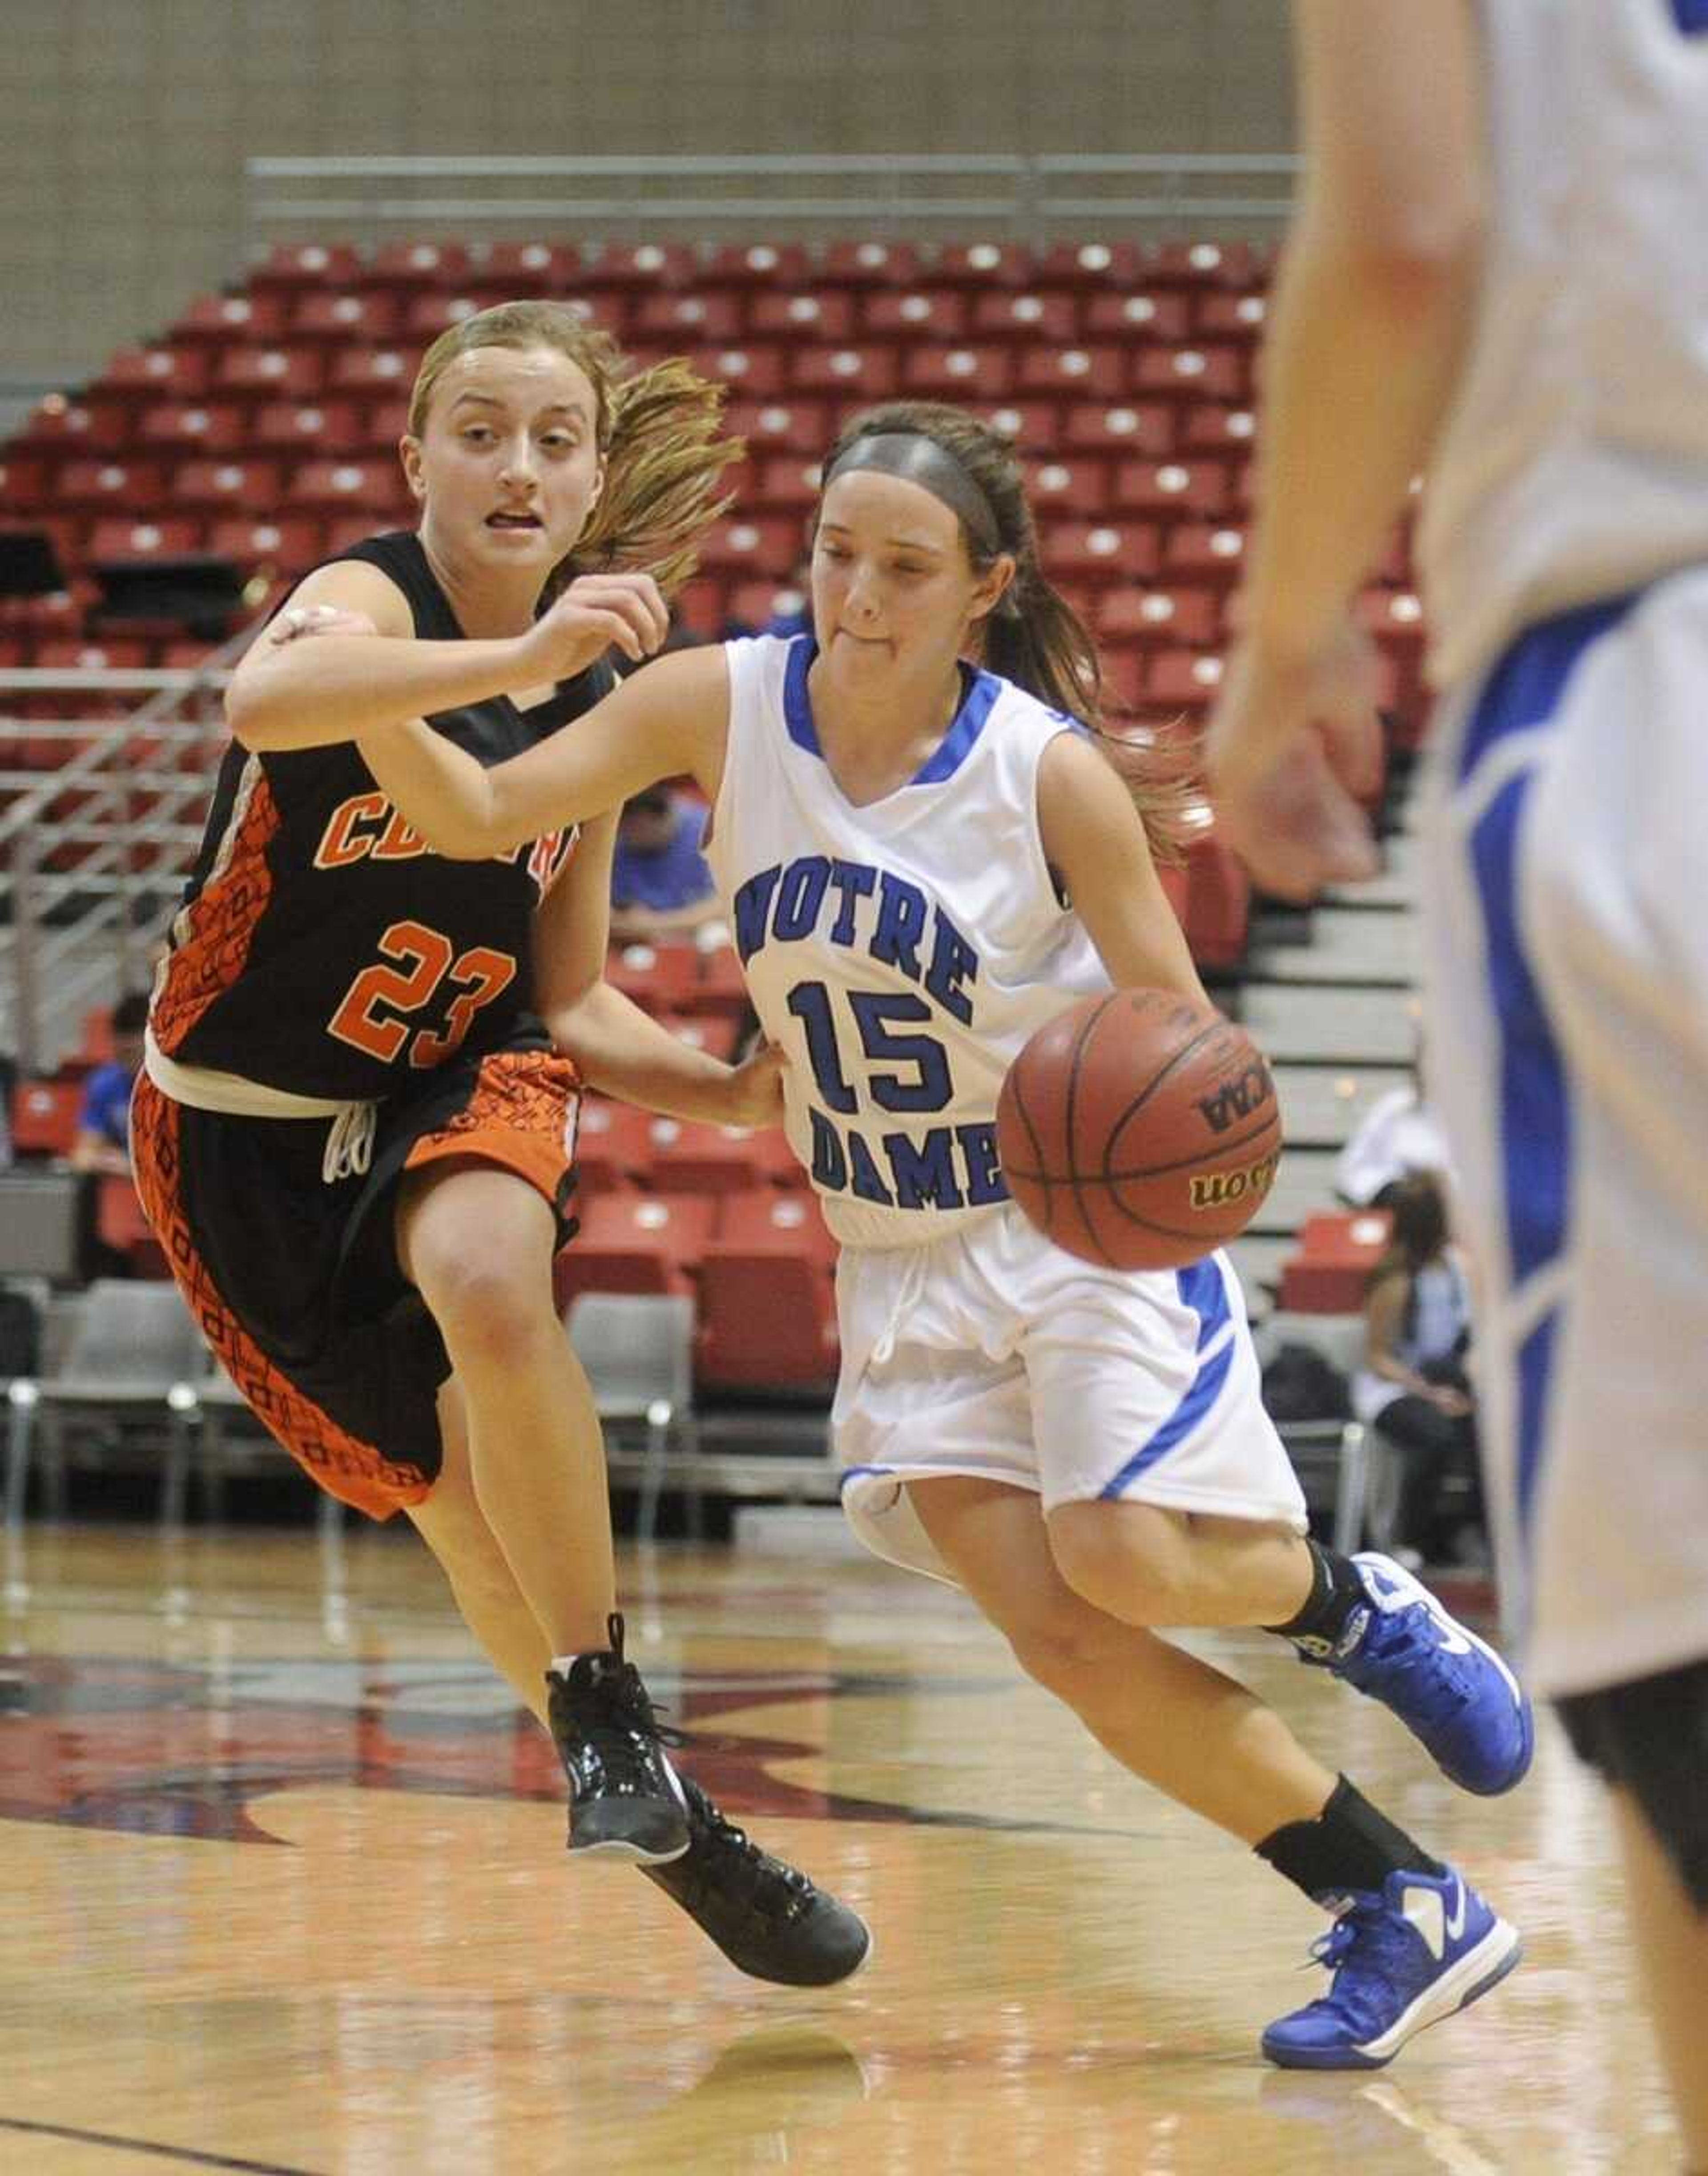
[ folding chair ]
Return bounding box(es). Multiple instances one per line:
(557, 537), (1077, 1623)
(565, 1292), (697, 1543)
(4, 1280), (205, 1529)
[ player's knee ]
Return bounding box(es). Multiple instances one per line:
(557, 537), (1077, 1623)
(1047, 1502), (1187, 1628)
(418, 1250), (557, 1373)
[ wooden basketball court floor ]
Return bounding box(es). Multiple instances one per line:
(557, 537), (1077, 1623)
(0, 1517), (1680, 2175)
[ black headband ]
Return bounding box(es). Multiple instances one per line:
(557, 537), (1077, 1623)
(822, 431), (1004, 559)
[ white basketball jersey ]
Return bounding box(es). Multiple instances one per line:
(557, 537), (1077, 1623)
(1420, 0), (1708, 689)
(704, 635), (1108, 1249)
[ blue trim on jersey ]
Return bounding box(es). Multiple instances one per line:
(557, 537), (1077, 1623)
(1470, 774), (1571, 1289)
(1516, 1311), (1559, 1531)
(1176, 1255), (1229, 1352)
(1455, 594), (1635, 787)
(1458, 595), (1637, 1536)
(781, 635), (1002, 786)
(1099, 1336), (1235, 1500)
(1670, 0), (1708, 32)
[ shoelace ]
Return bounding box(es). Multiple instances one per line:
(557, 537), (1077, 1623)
(1296, 1902), (1419, 2030)
(684, 1782), (813, 1914)
(1365, 1613), (1476, 1712)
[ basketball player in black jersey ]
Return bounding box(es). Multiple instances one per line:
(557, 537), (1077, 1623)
(132, 300), (869, 1987)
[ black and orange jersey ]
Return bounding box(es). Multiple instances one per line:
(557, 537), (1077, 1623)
(153, 531), (612, 1100)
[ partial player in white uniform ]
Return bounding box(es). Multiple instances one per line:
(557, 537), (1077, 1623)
(1207, 2), (1708, 2157)
(361, 398), (1532, 2071)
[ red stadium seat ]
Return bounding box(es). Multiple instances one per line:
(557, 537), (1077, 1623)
(697, 1189), (838, 1390)
(1033, 241), (1148, 290)
(974, 401), (1065, 454)
(553, 1192), (716, 1307)
(724, 399), (830, 454)
(1015, 345), (1126, 399)
(646, 1116), (797, 1196)
(932, 242), (1034, 288)
(86, 517), (204, 562)
(173, 293), (290, 346)
(1096, 586), (1221, 648)
(969, 290), (1079, 344)
(696, 516), (799, 580)
(860, 290), (968, 341)
(752, 455), (822, 511)
(1132, 345), (1248, 403)
(583, 242), (698, 290)
(100, 347), (213, 403)
(326, 349), (417, 399)
(901, 346), (1013, 399)
(1163, 522), (1247, 586)
(1024, 459), (1109, 520)
(284, 459), (407, 517)
(1112, 459), (1231, 522)
(1040, 520), (1160, 586)
(747, 292), (856, 343)
(250, 243), (365, 293)
(213, 347), (326, 402)
(288, 292), (406, 345)
(481, 241), (586, 288)
(54, 459), (165, 514)
(1192, 291), (1269, 342)
(604, 941), (700, 1015)
(1060, 402), (1176, 458)
(137, 403), (247, 456)
(572, 1098), (658, 1193)
(251, 401), (368, 459)
(1178, 403), (1258, 458)
(171, 458), (283, 513)
(401, 293), (493, 342)
(632, 291), (743, 343)
(10, 1079), (83, 1158)
(1279, 1211), (1393, 1313)
(1144, 648), (1225, 714)
(688, 344), (785, 399)
(820, 241), (923, 287)
(1180, 840), (1251, 970)
(207, 516), (325, 573)
(368, 240), (474, 290)
(787, 345), (900, 399)
(1082, 291), (1192, 342)
(704, 242), (816, 289)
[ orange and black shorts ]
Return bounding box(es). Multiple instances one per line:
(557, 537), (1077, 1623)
(131, 1041), (581, 1520)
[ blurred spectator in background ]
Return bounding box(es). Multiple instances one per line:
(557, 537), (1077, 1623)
(69, 990), (148, 1176)
(609, 786), (720, 944)
(1336, 1039), (1451, 1207)
(1353, 1171), (1484, 1570)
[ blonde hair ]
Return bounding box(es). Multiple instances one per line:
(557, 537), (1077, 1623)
(819, 401), (1195, 862)
(407, 299), (741, 597)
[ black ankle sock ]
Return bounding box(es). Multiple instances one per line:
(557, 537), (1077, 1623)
(1256, 1775), (1447, 1902)
(1266, 1539), (1367, 1648)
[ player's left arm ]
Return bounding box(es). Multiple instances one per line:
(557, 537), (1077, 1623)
(532, 815), (784, 1128)
(1037, 730), (1208, 1004)
(1204, 0), (1487, 896)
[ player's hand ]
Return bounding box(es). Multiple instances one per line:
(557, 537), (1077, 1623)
(1204, 618), (1385, 901)
(517, 571), (670, 681)
(267, 602), (381, 644)
(711, 1040), (789, 1131)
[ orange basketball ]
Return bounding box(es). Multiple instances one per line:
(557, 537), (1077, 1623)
(995, 988), (1282, 1271)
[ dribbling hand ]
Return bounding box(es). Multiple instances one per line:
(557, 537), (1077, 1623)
(520, 572), (671, 679)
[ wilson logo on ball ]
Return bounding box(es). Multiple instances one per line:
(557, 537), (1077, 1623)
(1188, 1152), (1279, 1212)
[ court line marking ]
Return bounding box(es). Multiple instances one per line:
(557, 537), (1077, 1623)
(0, 2115), (322, 2174)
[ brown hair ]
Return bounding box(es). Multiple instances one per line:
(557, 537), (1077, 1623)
(818, 400), (1193, 861)
(407, 299), (741, 598)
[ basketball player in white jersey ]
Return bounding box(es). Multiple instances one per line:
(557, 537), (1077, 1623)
(350, 398), (1534, 2068)
(1206, 2), (1708, 2155)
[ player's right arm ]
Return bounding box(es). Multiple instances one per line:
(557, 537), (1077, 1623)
(358, 643), (731, 862)
(224, 563), (669, 754)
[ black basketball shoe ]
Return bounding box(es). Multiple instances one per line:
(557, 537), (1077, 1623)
(641, 1775), (872, 1987)
(546, 1612), (690, 1864)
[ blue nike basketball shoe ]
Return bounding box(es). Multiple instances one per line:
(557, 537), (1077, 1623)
(1263, 1865), (1521, 2069)
(1299, 1553), (1533, 1794)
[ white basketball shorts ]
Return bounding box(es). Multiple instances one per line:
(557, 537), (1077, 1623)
(834, 1202), (1307, 1586)
(1420, 565), (1708, 1698)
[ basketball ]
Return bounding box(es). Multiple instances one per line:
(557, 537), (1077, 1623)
(995, 988), (1282, 1271)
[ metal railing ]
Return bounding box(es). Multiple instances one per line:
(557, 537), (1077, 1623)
(0, 646), (243, 1074)
(246, 152), (1301, 248)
